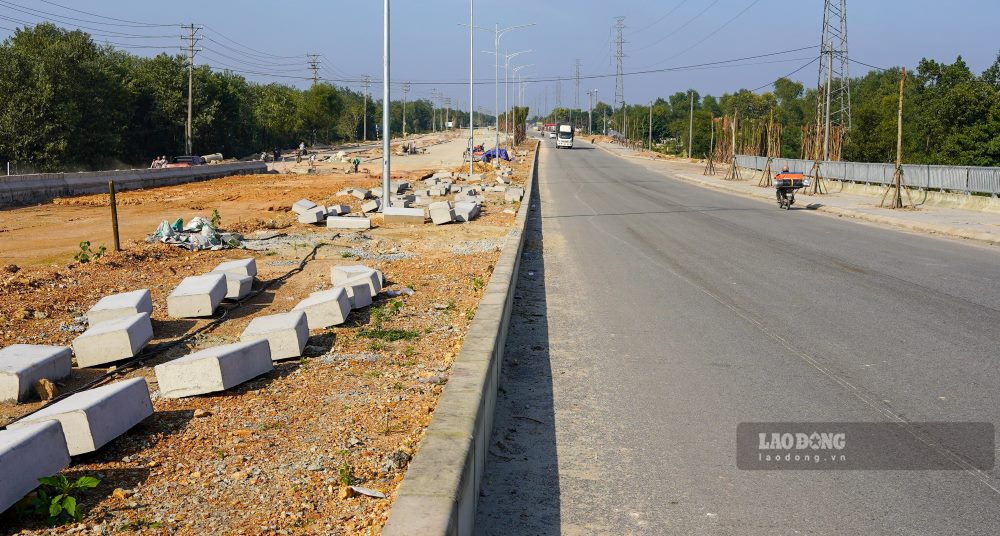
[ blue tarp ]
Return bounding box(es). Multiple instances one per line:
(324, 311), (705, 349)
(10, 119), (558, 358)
(482, 148), (511, 162)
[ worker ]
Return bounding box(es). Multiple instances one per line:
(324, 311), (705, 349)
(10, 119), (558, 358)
(781, 164), (790, 173)
(299, 141), (306, 156)
(352, 157), (361, 174)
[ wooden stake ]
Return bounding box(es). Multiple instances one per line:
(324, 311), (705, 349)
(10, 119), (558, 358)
(881, 67), (914, 209)
(109, 180), (121, 252)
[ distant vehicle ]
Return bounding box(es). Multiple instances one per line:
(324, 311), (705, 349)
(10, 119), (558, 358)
(548, 131), (556, 139)
(164, 155), (205, 168)
(556, 124), (574, 148)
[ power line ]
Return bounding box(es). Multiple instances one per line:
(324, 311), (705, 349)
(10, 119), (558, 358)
(630, 0), (691, 35)
(631, 0), (720, 53)
(201, 24), (301, 60)
(0, 0), (177, 37)
(35, 0), (179, 27)
(750, 56), (820, 92)
(639, 0), (762, 69)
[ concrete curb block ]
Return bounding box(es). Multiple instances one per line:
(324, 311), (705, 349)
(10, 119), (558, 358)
(382, 140), (540, 536)
(593, 142), (1000, 247)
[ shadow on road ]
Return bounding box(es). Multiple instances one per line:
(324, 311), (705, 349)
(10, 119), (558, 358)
(474, 178), (561, 535)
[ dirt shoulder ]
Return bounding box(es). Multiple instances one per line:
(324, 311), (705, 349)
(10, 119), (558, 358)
(0, 142), (534, 535)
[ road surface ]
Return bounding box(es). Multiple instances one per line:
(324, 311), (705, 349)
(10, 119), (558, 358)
(475, 136), (1000, 535)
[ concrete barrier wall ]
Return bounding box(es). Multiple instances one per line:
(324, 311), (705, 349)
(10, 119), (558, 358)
(0, 162), (268, 207)
(382, 142), (540, 536)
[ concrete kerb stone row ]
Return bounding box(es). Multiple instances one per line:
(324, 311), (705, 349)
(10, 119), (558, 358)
(72, 312), (154, 368)
(381, 140), (539, 536)
(293, 288), (351, 330)
(213, 258), (257, 278)
(168, 273), (227, 318)
(212, 271), (253, 300)
(240, 311), (309, 360)
(86, 289), (153, 326)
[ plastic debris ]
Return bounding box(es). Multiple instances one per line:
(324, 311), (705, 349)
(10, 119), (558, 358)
(349, 486), (386, 499)
(146, 217), (244, 250)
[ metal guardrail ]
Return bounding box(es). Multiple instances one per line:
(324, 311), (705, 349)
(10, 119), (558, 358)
(735, 155), (1000, 197)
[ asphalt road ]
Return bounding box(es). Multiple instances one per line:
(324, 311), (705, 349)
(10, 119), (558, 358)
(475, 135), (1000, 535)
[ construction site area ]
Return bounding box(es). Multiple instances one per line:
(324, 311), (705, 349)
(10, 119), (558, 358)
(0, 130), (535, 535)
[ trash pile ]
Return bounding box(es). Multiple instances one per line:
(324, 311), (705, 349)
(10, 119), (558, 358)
(147, 217), (244, 250)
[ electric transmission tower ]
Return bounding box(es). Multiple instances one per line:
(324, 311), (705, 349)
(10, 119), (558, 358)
(574, 59), (582, 110)
(555, 79), (562, 110)
(613, 17), (626, 111)
(816, 0), (851, 158)
(307, 54), (321, 86)
(362, 75), (372, 141)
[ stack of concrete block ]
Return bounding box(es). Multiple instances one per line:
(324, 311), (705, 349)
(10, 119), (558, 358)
(331, 265), (383, 296)
(454, 201), (481, 222)
(293, 288), (351, 329)
(73, 313), (153, 367)
(348, 188), (369, 200)
(455, 189), (481, 204)
(361, 199), (382, 213)
(429, 201), (456, 225)
(168, 273), (227, 318)
(154, 340), (273, 398)
(0, 345), (72, 402)
(392, 181), (410, 193)
(9, 378), (153, 455)
(240, 311), (309, 360)
(429, 185), (449, 197)
(505, 187), (525, 202)
(298, 204), (328, 224)
(0, 421), (71, 513)
(328, 204), (350, 216)
(327, 216), (371, 230)
(211, 258), (256, 300)
(87, 289), (153, 326)
(383, 206), (426, 225)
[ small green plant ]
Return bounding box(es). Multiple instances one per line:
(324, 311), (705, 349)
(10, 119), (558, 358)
(338, 462), (354, 486)
(368, 370), (383, 378)
(361, 301), (420, 342)
(465, 308), (476, 321)
(73, 241), (106, 264)
(340, 251), (355, 258)
(28, 474), (100, 525)
(444, 300), (457, 312)
(210, 209), (222, 228)
(403, 345), (416, 357)
(471, 276), (485, 291)
(393, 382), (405, 390)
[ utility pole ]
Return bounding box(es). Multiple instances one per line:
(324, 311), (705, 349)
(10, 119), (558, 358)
(445, 97), (451, 129)
(468, 0), (475, 180)
(362, 75), (371, 141)
(688, 90), (694, 158)
(307, 54), (321, 86)
(402, 82), (410, 138)
(574, 59), (582, 113)
(648, 100), (653, 150)
(382, 0), (391, 206)
(584, 90), (592, 135)
(183, 24), (202, 156)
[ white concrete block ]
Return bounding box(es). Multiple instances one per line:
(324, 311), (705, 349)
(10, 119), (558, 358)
(454, 201), (481, 222)
(349, 188), (369, 200)
(430, 187), (448, 197)
(0, 345), (72, 402)
(505, 187), (525, 202)
(87, 289), (153, 326)
(327, 216), (372, 230)
(383, 206), (426, 225)
(331, 264), (383, 295)
(369, 188), (383, 198)
(432, 171), (453, 179)
(240, 311), (308, 361)
(429, 201), (456, 225)
(212, 258), (257, 278)
(361, 199), (382, 213)
(9, 378), (153, 456)
(167, 273), (227, 318)
(339, 279), (373, 309)
(496, 175), (511, 185)
(291, 199), (317, 215)
(328, 204), (350, 216)
(293, 288), (351, 329)
(297, 205), (327, 224)
(0, 421), (71, 513)
(72, 313), (153, 367)
(211, 271), (253, 300)
(154, 340), (273, 399)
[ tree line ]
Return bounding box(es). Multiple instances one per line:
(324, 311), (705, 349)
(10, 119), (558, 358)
(0, 24), (490, 172)
(535, 52), (1000, 167)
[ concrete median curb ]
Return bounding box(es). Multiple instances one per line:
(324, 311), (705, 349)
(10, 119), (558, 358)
(382, 141), (539, 536)
(592, 141), (1000, 247)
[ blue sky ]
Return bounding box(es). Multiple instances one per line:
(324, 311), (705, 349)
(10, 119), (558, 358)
(1, 0), (998, 116)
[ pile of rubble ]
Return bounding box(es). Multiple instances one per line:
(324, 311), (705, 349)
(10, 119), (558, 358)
(289, 168), (524, 229)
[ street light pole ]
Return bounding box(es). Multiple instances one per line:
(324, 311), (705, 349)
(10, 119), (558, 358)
(469, 0), (474, 180)
(381, 0), (391, 207)
(503, 50), (530, 149)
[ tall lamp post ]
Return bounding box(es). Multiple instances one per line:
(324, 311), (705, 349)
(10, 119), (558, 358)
(486, 24), (533, 165)
(381, 0), (391, 206)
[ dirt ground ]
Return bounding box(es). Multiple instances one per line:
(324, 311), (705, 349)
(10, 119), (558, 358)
(0, 141), (534, 535)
